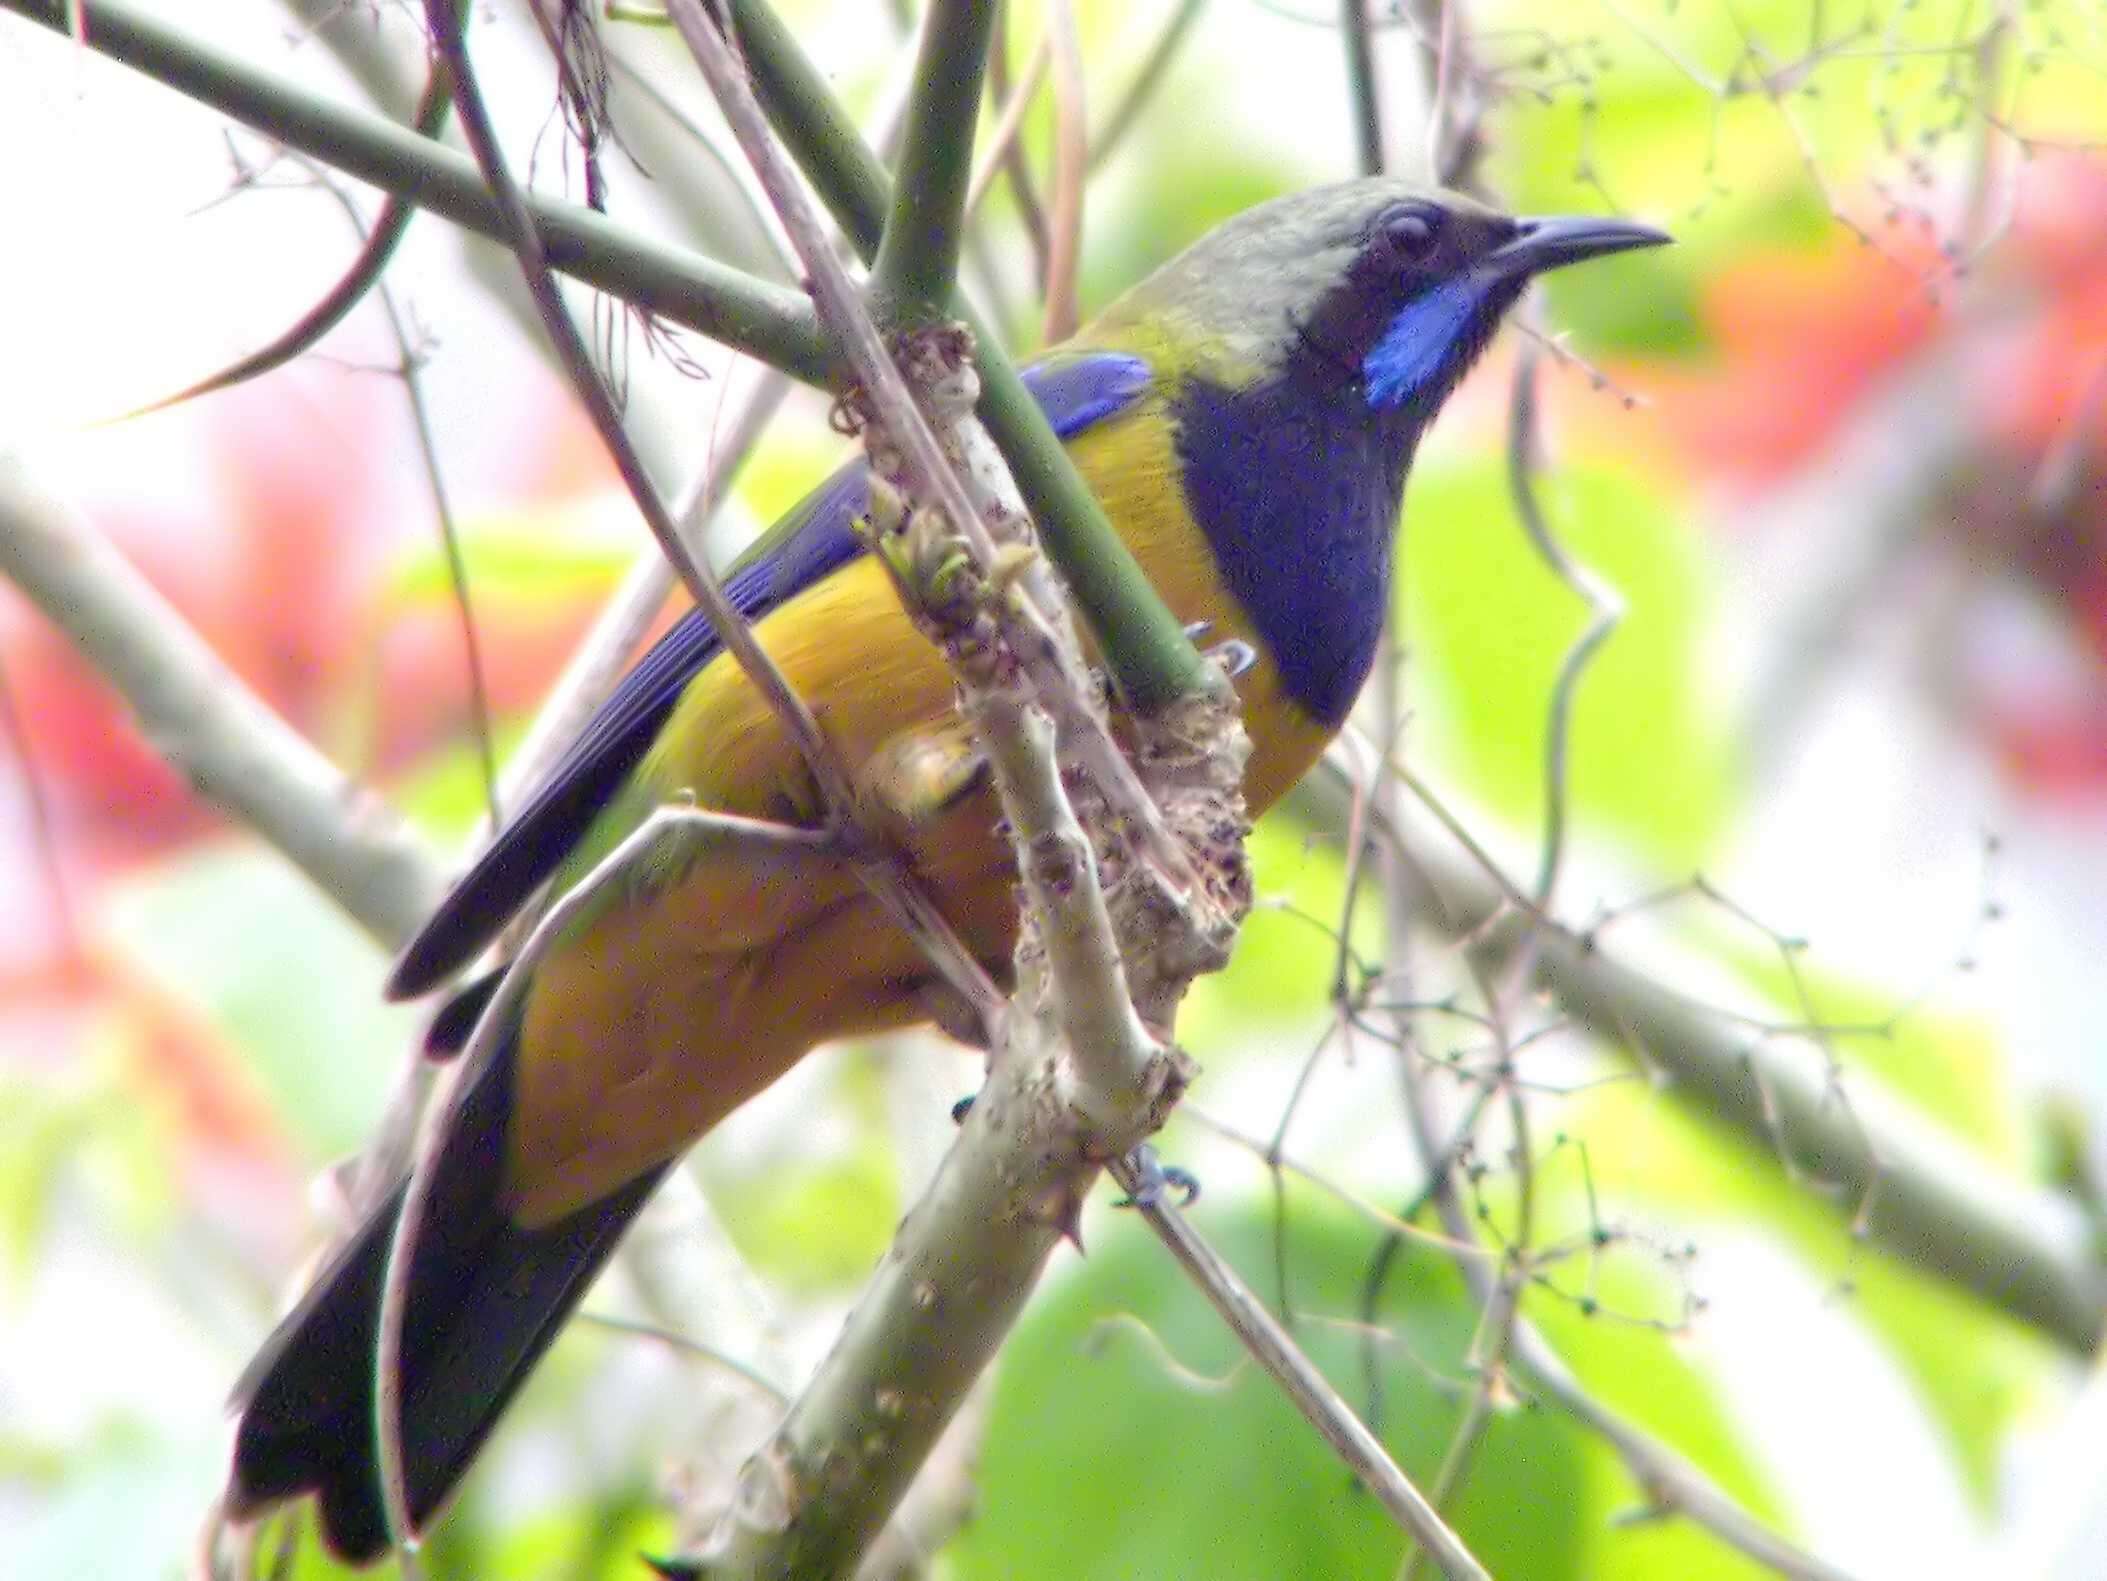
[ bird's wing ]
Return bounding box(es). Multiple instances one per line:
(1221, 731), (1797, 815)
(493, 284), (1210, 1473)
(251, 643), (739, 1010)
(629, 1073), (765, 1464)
(386, 351), (1153, 999)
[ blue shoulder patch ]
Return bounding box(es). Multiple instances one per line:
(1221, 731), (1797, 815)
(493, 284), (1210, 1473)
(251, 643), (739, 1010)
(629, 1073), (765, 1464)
(387, 351), (1154, 998)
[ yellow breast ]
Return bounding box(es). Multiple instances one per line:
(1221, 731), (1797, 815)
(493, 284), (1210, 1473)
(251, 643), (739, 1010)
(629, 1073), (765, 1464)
(504, 399), (1337, 1226)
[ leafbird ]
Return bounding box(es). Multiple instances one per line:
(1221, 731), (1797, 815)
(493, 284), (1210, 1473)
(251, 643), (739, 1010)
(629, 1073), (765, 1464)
(226, 179), (1667, 1560)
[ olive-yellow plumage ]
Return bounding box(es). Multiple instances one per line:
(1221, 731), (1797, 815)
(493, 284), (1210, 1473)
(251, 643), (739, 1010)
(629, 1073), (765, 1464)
(508, 389), (1333, 1226)
(226, 180), (1667, 1562)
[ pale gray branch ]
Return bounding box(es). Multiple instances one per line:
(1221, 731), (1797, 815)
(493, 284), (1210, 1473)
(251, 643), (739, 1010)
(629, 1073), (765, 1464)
(0, 453), (444, 946)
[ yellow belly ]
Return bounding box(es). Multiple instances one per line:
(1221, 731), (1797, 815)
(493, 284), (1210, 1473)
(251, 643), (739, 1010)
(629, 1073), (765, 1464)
(506, 403), (1335, 1226)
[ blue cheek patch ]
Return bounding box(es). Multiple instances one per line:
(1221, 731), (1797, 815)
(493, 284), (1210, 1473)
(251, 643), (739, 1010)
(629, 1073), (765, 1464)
(1363, 272), (1492, 410)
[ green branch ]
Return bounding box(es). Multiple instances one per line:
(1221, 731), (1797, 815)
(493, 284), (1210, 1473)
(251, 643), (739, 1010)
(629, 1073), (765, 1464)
(6, 0), (833, 385)
(869, 0), (999, 323)
(15, 0), (1212, 707)
(725, 0), (1210, 711)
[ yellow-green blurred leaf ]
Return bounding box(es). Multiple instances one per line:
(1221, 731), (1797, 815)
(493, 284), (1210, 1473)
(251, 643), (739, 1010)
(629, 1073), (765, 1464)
(1404, 458), (1731, 870)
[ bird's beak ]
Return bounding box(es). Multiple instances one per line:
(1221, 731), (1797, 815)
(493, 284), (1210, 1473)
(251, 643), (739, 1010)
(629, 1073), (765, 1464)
(1490, 214), (1673, 276)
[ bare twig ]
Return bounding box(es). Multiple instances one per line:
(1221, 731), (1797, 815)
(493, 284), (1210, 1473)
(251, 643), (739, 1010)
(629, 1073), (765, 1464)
(495, 362), (793, 817)
(288, 156), (501, 821)
(1507, 309), (1624, 909)
(119, 2), (466, 420)
(849, 1381), (993, 1581)
(646, 17), (1420, 1578)
(968, 28), (1051, 219)
(425, 0), (836, 805)
(984, 14), (1051, 286)
(1110, 1155), (1491, 1581)
(573, 1312), (791, 1406)
(1340, 0), (1385, 176)
(7, 0), (837, 383)
(1302, 751), (2107, 1353)
(1090, 0), (1207, 170)
(711, 0), (1212, 707)
(1040, 0), (1086, 343)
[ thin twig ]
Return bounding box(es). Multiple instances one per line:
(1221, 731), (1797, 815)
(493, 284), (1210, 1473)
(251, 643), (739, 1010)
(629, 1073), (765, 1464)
(1039, 0), (1086, 343)
(715, 0), (1212, 710)
(1505, 312), (1623, 909)
(1398, 1084), (1533, 1581)
(1295, 753), (2107, 1352)
(1089, 0), (1208, 170)
(7, 0), (837, 384)
(675, 0), (1206, 908)
(968, 27), (1051, 218)
(572, 1312), (791, 1405)
(425, 0), (840, 807)
(116, 0), (467, 420)
(1109, 1155), (1491, 1581)
(494, 362), (792, 818)
(1340, 0), (1385, 176)
(984, 13), (1051, 287)
(292, 157), (501, 822)
(431, 0), (999, 1030)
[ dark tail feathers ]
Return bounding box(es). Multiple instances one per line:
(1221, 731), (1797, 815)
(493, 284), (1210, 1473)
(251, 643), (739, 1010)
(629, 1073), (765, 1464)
(226, 1008), (666, 1563)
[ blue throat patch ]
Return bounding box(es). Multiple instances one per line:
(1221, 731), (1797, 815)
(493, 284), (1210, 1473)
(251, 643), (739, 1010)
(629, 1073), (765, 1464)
(1364, 271), (1495, 410)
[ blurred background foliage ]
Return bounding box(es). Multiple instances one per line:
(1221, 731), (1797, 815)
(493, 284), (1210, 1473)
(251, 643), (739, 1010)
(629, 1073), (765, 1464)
(4, 0), (2107, 1576)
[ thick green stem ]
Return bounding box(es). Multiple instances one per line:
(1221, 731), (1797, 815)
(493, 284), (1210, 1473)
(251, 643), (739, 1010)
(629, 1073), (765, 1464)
(869, 0), (999, 323)
(5, 0), (833, 385)
(726, 0), (1210, 710)
(727, 0), (891, 250)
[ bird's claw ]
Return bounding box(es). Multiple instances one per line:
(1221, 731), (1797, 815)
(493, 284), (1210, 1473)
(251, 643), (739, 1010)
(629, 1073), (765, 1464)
(1205, 637), (1258, 679)
(1115, 1145), (1202, 1210)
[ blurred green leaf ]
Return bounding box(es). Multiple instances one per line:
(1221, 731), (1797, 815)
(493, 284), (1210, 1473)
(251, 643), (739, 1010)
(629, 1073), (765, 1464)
(0, 1057), (173, 1279)
(1403, 458), (1731, 871)
(385, 516), (632, 611)
(1541, 245), (1704, 357)
(1723, 947), (2023, 1166)
(1077, 145), (1299, 327)
(488, 1490), (671, 1581)
(1180, 817), (1376, 1055)
(100, 848), (418, 1161)
(954, 1198), (1594, 1580)
(1562, 1074), (2052, 1505)
(3, 1422), (221, 1581)
(392, 720), (529, 838)
(707, 1050), (904, 1292)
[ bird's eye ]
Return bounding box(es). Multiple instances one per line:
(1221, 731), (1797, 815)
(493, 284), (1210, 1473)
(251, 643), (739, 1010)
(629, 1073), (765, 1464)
(1372, 203), (1440, 263)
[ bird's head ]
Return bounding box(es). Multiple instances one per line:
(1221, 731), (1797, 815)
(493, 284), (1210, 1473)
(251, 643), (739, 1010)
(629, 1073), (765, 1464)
(1098, 180), (1669, 422)
(1079, 182), (1669, 730)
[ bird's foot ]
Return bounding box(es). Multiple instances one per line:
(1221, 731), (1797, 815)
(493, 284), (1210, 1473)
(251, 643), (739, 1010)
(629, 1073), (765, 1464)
(1116, 1145), (1202, 1210)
